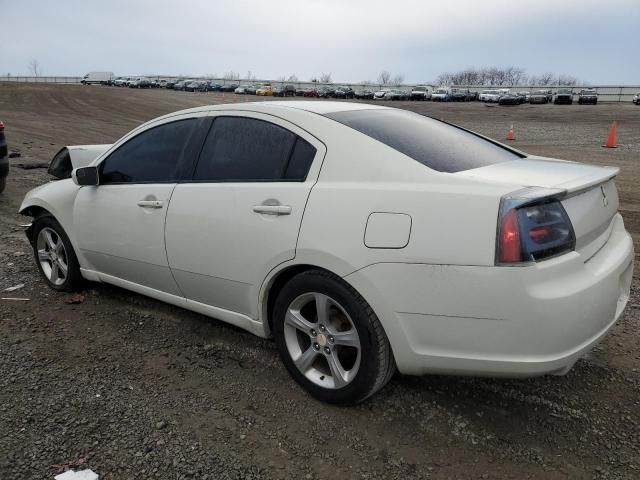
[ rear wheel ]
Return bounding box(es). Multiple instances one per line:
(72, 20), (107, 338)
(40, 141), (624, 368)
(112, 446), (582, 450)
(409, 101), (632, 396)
(273, 269), (395, 404)
(0, 177), (6, 194)
(32, 216), (83, 291)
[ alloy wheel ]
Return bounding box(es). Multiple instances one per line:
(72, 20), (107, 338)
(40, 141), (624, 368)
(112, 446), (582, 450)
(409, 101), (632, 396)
(284, 292), (361, 390)
(36, 227), (69, 286)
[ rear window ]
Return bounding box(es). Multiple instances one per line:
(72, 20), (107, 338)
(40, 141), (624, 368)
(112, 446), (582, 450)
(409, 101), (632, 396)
(326, 109), (523, 173)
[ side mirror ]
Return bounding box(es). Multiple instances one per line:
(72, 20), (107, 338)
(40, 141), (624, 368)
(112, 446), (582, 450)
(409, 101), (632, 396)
(72, 166), (99, 186)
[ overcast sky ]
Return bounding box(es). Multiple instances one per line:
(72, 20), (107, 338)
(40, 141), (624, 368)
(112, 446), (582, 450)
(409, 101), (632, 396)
(2, 0), (638, 84)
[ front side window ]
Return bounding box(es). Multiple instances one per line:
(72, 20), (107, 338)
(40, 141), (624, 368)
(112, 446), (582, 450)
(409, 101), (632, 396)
(100, 119), (195, 184)
(194, 117), (316, 181)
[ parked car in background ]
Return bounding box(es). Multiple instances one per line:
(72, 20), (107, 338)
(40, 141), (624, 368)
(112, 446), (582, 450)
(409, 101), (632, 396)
(81, 72), (115, 85)
(186, 81), (208, 92)
(517, 91), (530, 103)
(482, 90), (502, 103)
(256, 85), (273, 96)
(242, 85), (255, 95)
(221, 83), (239, 92)
(172, 80), (189, 91)
(387, 89), (409, 101)
(633, 93), (640, 105)
(273, 85), (296, 97)
(129, 77), (151, 88)
(113, 77), (129, 87)
(431, 88), (451, 102)
(207, 83), (224, 92)
(467, 90), (479, 101)
(317, 87), (335, 98)
(303, 88), (318, 97)
(410, 86), (431, 101)
(24, 101), (633, 404)
(578, 89), (598, 105)
(451, 88), (471, 101)
(554, 88), (574, 105)
(498, 91), (524, 105)
(529, 90), (550, 104)
(333, 86), (355, 99)
(0, 120), (8, 194)
(354, 89), (374, 100)
(373, 89), (390, 100)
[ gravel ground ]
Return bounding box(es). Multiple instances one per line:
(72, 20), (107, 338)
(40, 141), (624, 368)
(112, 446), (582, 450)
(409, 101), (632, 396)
(0, 83), (639, 479)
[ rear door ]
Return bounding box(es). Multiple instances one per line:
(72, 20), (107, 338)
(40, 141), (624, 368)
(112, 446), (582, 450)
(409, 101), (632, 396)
(74, 113), (206, 295)
(165, 111), (326, 318)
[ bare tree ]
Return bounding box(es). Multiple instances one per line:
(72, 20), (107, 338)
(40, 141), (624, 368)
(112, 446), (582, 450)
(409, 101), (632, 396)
(556, 74), (578, 86)
(319, 72), (332, 83)
(392, 74), (404, 85)
(223, 71), (240, 80)
(246, 70), (256, 81)
(28, 59), (42, 77)
(377, 70), (392, 85)
(287, 74), (298, 82)
(276, 76), (287, 82)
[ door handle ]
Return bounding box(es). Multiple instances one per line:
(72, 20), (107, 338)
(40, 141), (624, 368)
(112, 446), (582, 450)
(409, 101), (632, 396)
(137, 200), (164, 209)
(252, 205), (292, 215)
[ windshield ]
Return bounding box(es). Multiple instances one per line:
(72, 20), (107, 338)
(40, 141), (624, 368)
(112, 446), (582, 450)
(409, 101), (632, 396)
(434, 89), (447, 94)
(326, 109), (523, 173)
(413, 87), (426, 91)
(558, 89), (572, 94)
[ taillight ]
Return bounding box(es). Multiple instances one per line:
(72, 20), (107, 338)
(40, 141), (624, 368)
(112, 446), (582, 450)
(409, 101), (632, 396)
(496, 190), (575, 265)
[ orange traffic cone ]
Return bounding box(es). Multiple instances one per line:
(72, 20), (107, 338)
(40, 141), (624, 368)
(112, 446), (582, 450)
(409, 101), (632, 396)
(602, 121), (617, 148)
(506, 125), (515, 141)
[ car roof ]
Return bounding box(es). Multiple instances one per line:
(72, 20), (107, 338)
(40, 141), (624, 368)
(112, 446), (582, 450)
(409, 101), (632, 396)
(151, 101), (389, 124)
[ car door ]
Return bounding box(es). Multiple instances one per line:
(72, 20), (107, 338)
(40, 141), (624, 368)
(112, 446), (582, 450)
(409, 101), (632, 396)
(73, 113), (206, 295)
(165, 111), (326, 318)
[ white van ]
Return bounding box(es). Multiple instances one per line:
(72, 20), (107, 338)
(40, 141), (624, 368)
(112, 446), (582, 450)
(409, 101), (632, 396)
(81, 72), (115, 85)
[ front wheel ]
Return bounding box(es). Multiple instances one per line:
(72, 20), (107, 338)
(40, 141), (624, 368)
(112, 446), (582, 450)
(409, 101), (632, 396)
(273, 270), (395, 404)
(31, 216), (83, 291)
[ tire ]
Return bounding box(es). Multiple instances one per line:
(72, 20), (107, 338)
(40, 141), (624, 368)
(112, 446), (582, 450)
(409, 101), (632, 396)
(31, 215), (83, 292)
(0, 177), (6, 194)
(273, 269), (395, 404)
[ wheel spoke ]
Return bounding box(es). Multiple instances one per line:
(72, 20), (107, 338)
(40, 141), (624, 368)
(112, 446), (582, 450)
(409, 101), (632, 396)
(314, 293), (331, 325)
(326, 352), (348, 388)
(38, 249), (51, 262)
(44, 230), (57, 251)
(50, 261), (59, 281)
(331, 329), (360, 349)
(57, 258), (68, 277)
(294, 346), (318, 372)
(285, 309), (315, 333)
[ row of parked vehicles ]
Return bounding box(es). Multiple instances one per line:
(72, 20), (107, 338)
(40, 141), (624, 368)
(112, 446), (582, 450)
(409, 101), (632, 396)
(91, 73), (639, 106)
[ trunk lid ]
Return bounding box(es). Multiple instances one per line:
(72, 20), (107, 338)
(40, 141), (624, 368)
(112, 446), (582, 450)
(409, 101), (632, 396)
(457, 157), (620, 259)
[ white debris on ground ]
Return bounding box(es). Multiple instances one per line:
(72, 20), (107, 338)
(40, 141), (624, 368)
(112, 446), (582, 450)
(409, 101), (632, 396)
(3, 283), (25, 292)
(54, 470), (99, 480)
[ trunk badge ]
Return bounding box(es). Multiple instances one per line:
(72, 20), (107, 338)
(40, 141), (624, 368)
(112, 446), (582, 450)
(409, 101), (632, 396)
(600, 185), (609, 207)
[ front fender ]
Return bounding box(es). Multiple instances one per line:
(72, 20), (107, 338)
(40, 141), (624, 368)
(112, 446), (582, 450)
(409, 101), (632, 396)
(19, 179), (94, 271)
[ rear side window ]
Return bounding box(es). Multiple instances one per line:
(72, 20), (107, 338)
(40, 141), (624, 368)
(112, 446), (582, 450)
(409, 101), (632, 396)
(326, 110), (523, 173)
(100, 119), (195, 183)
(194, 116), (316, 181)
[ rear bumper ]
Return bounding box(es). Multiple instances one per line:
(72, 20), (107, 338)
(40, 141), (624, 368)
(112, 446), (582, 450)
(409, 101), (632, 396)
(346, 214), (633, 377)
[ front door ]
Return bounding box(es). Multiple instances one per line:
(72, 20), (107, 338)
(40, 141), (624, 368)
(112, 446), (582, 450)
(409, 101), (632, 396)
(165, 112), (325, 318)
(74, 115), (201, 295)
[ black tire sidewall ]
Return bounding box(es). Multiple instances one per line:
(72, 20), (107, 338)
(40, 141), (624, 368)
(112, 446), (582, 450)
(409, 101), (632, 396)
(32, 216), (82, 291)
(273, 271), (384, 404)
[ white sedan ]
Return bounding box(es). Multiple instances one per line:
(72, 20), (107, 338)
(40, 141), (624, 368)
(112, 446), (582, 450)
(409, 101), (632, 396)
(20, 101), (633, 404)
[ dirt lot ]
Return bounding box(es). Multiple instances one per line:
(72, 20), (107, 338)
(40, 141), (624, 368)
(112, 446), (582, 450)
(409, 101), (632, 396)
(0, 83), (639, 480)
